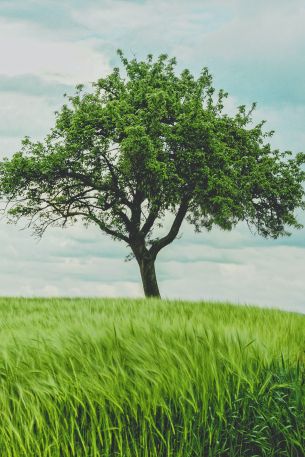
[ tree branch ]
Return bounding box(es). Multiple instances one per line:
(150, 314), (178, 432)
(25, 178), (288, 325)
(26, 197), (130, 243)
(140, 204), (160, 237)
(85, 209), (129, 243)
(130, 189), (145, 231)
(149, 197), (190, 258)
(99, 149), (133, 209)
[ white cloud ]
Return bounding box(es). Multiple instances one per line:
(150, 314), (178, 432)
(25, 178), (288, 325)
(69, 0), (305, 66)
(0, 220), (141, 296)
(71, 1), (208, 35)
(71, 0), (217, 61)
(159, 243), (305, 314)
(253, 103), (305, 151)
(0, 137), (23, 157)
(0, 92), (56, 142)
(197, 2), (305, 61)
(0, 18), (110, 84)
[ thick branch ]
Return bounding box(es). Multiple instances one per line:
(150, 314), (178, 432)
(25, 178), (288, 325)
(149, 197), (189, 258)
(130, 190), (145, 231)
(68, 199), (130, 243)
(140, 205), (160, 237)
(86, 211), (129, 243)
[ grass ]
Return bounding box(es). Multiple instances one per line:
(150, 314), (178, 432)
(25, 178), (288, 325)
(0, 297), (303, 456)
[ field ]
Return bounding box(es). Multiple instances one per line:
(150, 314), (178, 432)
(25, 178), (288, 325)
(0, 297), (303, 456)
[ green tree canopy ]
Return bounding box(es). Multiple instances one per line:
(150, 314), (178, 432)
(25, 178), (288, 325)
(1, 50), (305, 297)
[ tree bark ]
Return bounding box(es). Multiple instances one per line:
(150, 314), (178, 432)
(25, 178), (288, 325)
(138, 257), (160, 298)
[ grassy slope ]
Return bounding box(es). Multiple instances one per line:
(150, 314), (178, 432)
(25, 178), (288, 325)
(0, 297), (304, 456)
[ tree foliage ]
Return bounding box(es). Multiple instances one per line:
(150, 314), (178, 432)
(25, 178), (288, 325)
(1, 50), (305, 296)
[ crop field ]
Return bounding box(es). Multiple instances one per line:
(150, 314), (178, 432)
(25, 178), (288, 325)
(0, 297), (303, 456)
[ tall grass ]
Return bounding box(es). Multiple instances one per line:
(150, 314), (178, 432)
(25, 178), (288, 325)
(0, 297), (303, 456)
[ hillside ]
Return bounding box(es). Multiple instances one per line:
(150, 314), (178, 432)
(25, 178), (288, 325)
(0, 297), (304, 456)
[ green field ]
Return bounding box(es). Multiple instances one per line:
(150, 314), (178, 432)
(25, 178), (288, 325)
(0, 297), (303, 456)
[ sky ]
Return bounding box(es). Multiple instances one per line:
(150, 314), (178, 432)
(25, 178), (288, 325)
(1, 0), (305, 313)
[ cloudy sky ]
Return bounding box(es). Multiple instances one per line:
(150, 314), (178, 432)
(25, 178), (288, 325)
(1, 0), (305, 313)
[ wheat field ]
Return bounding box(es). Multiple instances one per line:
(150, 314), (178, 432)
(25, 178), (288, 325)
(0, 297), (303, 456)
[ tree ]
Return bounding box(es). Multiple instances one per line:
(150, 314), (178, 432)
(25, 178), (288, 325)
(1, 51), (305, 298)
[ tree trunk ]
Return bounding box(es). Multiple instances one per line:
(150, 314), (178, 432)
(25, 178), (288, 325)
(138, 257), (161, 298)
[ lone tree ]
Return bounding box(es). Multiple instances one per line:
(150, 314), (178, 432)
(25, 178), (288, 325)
(1, 51), (305, 297)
